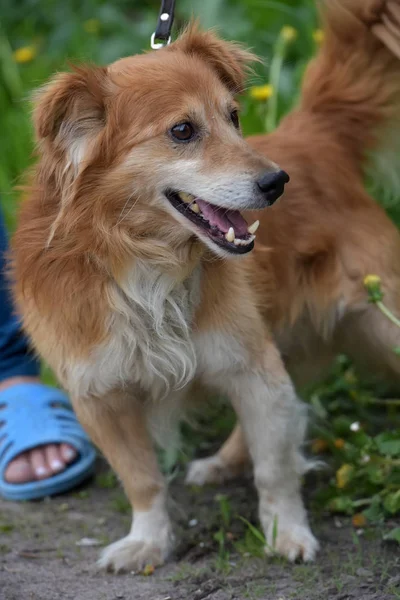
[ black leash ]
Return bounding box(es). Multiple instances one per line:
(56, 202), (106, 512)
(151, 0), (176, 49)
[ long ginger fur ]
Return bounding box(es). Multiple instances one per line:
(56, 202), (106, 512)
(10, 0), (400, 572)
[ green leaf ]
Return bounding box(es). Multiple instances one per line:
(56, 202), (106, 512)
(238, 517), (266, 544)
(213, 529), (225, 545)
(351, 431), (371, 449)
(384, 527), (400, 544)
(375, 432), (400, 457)
(365, 465), (386, 485)
(215, 494), (231, 527)
(272, 515), (278, 548)
(328, 496), (353, 514)
(383, 490), (400, 515)
(363, 496), (385, 523)
(332, 416), (353, 437)
(235, 528), (265, 558)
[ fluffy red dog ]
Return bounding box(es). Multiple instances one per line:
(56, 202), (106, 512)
(12, 0), (400, 571)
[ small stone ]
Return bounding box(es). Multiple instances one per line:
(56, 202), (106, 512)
(341, 575), (356, 585)
(356, 529), (364, 536)
(334, 517), (343, 528)
(75, 537), (101, 547)
(189, 519), (198, 527)
(67, 511), (86, 522)
(356, 567), (373, 577)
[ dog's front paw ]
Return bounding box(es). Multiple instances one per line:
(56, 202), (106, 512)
(98, 531), (174, 573)
(264, 522), (319, 562)
(185, 455), (245, 486)
(186, 456), (227, 485)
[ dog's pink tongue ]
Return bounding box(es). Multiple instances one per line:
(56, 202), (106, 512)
(195, 199), (248, 236)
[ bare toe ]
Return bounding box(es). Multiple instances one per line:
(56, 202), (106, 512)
(45, 444), (66, 474)
(4, 452), (35, 483)
(60, 443), (78, 464)
(29, 447), (52, 480)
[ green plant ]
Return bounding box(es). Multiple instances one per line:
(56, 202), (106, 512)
(309, 355), (400, 541)
(213, 494), (232, 572)
(95, 470), (118, 489)
(306, 276), (400, 542)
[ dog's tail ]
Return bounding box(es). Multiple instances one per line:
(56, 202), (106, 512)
(300, 0), (400, 190)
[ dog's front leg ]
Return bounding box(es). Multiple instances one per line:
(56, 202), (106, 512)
(215, 341), (319, 562)
(71, 390), (174, 573)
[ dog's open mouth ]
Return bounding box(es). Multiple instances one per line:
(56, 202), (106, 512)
(166, 191), (259, 254)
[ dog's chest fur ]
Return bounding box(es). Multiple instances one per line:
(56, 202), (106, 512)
(67, 262), (201, 399)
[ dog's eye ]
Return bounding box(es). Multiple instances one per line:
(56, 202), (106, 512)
(230, 110), (240, 129)
(170, 122), (195, 142)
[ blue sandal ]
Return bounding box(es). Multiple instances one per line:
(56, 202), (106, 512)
(0, 383), (96, 501)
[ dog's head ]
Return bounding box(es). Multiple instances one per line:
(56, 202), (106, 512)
(34, 24), (288, 260)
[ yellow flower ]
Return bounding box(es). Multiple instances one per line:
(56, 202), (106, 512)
(311, 438), (328, 454)
(336, 464), (354, 489)
(84, 19), (100, 34)
(364, 274), (383, 302)
(142, 564), (155, 576)
(13, 45), (37, 64)
(363, 274), (381, 287)
(352, 513), (366, 528)
(250, 84), (274, 101)
(281, 25), (297, 42)
(313, 29), (325, 44)
(334, 438), (345, 449)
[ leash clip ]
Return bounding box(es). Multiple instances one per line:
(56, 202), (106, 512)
(151, 0), (175, 49)
(151, 32), (172, 50)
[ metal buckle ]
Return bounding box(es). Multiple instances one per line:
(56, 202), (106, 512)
(150, 32), (171, 49)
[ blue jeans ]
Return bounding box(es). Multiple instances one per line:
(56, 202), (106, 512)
(0, 207), (40, 382)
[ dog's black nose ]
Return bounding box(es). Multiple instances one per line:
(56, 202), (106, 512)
(257, 169), (290, 204)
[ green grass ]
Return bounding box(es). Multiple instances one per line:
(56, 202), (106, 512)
(1, 0), (399, 538)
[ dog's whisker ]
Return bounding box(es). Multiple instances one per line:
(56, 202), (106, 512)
(114, 192), (139, 228)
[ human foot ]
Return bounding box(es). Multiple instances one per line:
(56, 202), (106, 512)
(0, 377), (97, 501)
(0, 377), (78, 484)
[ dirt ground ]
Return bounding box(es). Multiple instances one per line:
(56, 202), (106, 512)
(1, 458), (399, 600)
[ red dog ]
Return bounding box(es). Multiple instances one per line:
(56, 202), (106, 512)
(12, 0), (400, 571)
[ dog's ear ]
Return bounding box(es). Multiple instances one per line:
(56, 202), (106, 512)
(169, 23), (258, 93)
(33, 65), (107, 145)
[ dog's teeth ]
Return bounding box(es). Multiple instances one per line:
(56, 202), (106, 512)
(234, 235), (255, 246)
(190, 202), (200, 214)
(226, 227), (235, 243)
(248, 220), (260, 235)
(179, 192), (192, 204)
